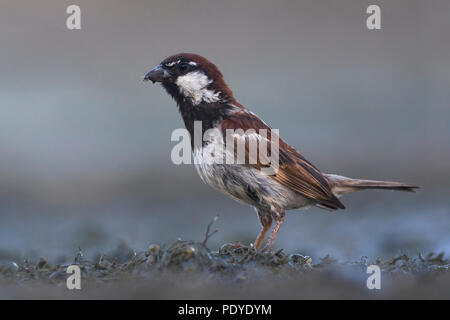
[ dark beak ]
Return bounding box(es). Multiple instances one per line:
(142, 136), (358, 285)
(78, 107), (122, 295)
(143, 65), (167, 83)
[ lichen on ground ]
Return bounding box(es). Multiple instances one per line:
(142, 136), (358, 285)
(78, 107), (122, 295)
(0, 237), (449, 299)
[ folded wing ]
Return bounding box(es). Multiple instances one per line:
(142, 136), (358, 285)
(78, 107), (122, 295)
(221, 109), (345, 210)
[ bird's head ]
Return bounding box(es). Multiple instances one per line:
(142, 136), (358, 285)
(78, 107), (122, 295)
(144, 53), (235, 106)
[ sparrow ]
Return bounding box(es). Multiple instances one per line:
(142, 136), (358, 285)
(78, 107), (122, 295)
(143, 53), (418, 251)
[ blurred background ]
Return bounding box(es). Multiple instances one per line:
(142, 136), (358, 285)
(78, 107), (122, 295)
(0, 0), (449, 265)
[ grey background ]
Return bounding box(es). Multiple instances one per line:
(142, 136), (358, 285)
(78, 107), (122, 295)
(0, 0), (449, 263)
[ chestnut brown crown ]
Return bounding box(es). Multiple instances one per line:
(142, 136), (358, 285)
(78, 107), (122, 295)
(144, 53), (235, 104)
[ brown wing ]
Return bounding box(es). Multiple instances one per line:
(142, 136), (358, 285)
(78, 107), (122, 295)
(221, 109), (345, 210)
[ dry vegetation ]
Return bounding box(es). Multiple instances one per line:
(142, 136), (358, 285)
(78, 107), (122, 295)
(1, 220), (449, 299)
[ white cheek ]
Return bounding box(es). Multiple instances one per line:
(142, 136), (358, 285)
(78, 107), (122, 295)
(175, 71), (221, 105)
(176, 71), (211, 93)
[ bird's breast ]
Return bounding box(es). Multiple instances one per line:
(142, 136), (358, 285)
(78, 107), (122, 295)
(192, 136), (309, 210)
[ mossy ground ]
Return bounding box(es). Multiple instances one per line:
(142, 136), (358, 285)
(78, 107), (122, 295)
(0, 238), (449, 299)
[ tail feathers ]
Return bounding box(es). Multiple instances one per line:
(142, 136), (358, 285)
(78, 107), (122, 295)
(325, 174), (419, 196)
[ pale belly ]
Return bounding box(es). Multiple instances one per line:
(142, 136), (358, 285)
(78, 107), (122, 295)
(193, 143), (312, 211)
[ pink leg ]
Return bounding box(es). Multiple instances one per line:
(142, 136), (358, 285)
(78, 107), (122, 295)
(265, 210), (285, 251)
(254, 211), (272, 251)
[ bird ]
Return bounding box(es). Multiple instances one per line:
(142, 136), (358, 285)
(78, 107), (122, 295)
(143, 53), (419, 251)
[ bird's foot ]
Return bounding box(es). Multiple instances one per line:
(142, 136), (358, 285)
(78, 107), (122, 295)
(260, 244), (274, 253)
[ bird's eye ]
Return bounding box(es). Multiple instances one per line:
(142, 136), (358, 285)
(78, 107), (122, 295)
(179, 63), (189, 71)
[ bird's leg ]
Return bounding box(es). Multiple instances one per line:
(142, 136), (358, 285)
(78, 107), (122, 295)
(254, 211), (272, 251)
(264, 209), (286, 251)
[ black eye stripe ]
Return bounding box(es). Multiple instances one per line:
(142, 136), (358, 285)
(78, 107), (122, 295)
(163, 61), (195, 72)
